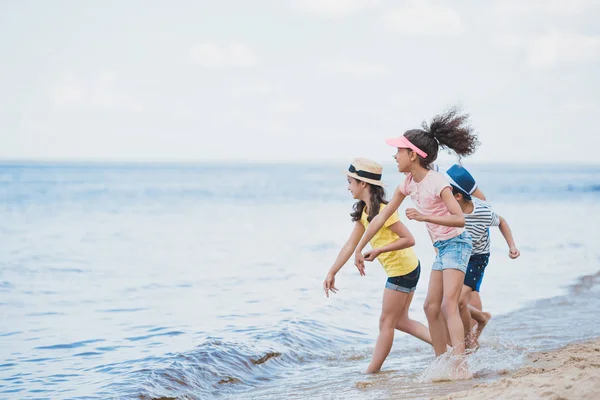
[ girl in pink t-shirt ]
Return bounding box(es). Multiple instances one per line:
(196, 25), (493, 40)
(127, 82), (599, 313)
(354, 108), (479, 363)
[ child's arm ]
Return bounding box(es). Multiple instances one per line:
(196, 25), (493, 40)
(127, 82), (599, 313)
(498, 215), (520, 259)
(472, 188), (486, 201)
(354, 187), (406, 274)
(406, 187), (465, 228)
(323, 222), (365, 297)
(363, 221), (415, 261)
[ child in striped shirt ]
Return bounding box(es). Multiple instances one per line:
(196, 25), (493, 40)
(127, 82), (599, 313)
(445, 164), (520, 349)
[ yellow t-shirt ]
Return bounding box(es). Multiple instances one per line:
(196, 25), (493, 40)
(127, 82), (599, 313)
(360, 204), (419, 277)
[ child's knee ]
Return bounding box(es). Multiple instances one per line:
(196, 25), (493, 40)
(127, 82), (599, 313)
(379, 313), (397, 330)
(441, 299), (459, 319)
(424, 300), (440, 319)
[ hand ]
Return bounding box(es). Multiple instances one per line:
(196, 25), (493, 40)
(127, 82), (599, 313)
(406, 208), (426, 222)
(354, 251), (366, 276)
(363, 248), (380, 262)
(509, 247), (520, 259)
(323, 274), (338, 298)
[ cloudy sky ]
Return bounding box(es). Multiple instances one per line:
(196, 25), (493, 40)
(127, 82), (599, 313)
(1, 0), (599, 164)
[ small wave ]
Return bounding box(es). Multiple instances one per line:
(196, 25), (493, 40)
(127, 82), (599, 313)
(567, 184), (600, 193)
(570, 270), (600, 295)
(123, 318), (368, 400)
(251, 351), (281, 365)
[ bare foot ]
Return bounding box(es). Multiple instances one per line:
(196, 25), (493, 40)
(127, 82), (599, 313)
(365, 365), (380, 374)
(472, 311), (492, 348)
(450, 356), (473, 380)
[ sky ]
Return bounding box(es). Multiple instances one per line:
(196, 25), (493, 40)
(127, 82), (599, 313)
(1, 0), (599, 164)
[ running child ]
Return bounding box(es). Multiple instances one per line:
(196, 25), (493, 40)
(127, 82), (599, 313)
(323, 158), (432, 373)
(445, 164), (520, 348)
(354, 109), (479, 360)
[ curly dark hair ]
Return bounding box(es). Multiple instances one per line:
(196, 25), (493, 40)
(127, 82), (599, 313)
(350, 183), (388, 222)
(404, 107), (479, 168)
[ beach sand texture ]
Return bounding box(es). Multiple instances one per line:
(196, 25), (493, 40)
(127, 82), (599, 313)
(435, 338), (600, 400)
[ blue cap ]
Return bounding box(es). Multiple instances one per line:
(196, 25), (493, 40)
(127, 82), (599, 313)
(445, 164), (477, 198)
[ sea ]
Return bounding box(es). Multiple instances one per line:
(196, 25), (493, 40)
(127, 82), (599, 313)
(1, 162), (600, 399)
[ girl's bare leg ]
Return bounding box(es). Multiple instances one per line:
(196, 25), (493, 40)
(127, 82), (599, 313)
(469, 291), (482, 311)
(441, 269), (466, 355)
(395, 291), (432, 345)
(458, 285), (474, 348)
(366, 288), (411, 373)
(423, 270), (446, 356)
(468, 304), (491, 347)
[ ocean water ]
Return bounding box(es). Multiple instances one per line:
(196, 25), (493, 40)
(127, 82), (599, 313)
(1, 162), (599, 400)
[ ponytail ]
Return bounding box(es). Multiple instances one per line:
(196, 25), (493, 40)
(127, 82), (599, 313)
(404, 107), (479, 168)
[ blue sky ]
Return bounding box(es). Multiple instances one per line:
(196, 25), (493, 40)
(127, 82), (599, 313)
(1, 0), (599, 163)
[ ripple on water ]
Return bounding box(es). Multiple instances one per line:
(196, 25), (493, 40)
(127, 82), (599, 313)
(34, 339), (106, 350)
(97, 307), (149, 313)
(125, 331), (185, 342)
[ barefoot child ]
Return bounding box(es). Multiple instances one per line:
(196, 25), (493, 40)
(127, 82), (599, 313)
(445, 164), (520, 348)
(323, 158), (432, 373)
(354, 109), (479, 360)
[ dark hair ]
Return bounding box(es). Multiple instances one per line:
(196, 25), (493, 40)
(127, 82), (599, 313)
(350, 183), (388, 222)
(451, 185), (471, 201)
(404, 108), (479, 168)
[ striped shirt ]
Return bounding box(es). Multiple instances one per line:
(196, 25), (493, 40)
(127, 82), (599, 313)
(465, 198), (500, 254)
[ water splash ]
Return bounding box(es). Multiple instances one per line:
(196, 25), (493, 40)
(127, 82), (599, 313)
(416, 338), (526, 383)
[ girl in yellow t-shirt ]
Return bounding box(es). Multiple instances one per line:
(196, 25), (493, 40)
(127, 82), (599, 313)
(323, 158), (432, 373)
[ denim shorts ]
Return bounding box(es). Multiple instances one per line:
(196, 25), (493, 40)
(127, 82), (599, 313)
(385, 262), (421, 293)
(432, 231), (473, 273)
(463, 253), (490, 292)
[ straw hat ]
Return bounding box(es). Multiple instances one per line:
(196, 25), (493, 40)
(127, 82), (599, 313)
(345, 157), (385, 187)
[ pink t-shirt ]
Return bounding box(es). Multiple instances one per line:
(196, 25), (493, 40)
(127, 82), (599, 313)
(399, 170), (464, 243)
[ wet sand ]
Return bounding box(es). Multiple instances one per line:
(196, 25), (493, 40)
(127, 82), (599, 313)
(434, 338), (600, 400)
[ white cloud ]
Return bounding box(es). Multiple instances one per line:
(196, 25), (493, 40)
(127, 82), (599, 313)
(527, 33), (600, 68)
(560, 98), (598, 113)
(490, 0), (598, 17)
(497, 33), (600, 69)
(383, 1), (463, 36)
(189, 42), (258, 68)
(290, 0), (381, 17)
(269, 100), (302, 115)
(321, 59), (390, 78)
(49, 71), (144, 111)
(224, 81), (278, 101)
(50, 76), (86, 106)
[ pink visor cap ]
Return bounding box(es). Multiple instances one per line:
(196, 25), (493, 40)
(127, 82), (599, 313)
(385, 135), (428, 158)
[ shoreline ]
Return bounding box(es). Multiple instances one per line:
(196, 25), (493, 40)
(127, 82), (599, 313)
(433, 337), (600, 400)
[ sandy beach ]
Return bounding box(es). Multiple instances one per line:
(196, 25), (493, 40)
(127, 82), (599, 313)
(434, 338), (600, 400)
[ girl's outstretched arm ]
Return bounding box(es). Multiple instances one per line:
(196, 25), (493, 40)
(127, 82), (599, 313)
(498, 215), (520, 259)
(323, 222), (365, 297)
(406, 187), (465, 227)
(363, 221), (415, 261)
(354, 187), (406, 274)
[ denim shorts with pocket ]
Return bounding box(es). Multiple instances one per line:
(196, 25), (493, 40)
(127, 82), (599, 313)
(432, 231), (472, 273)
(385, 262), (421, 293)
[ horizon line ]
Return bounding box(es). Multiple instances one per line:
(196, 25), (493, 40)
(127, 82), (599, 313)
(1, 158), (600, 167)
